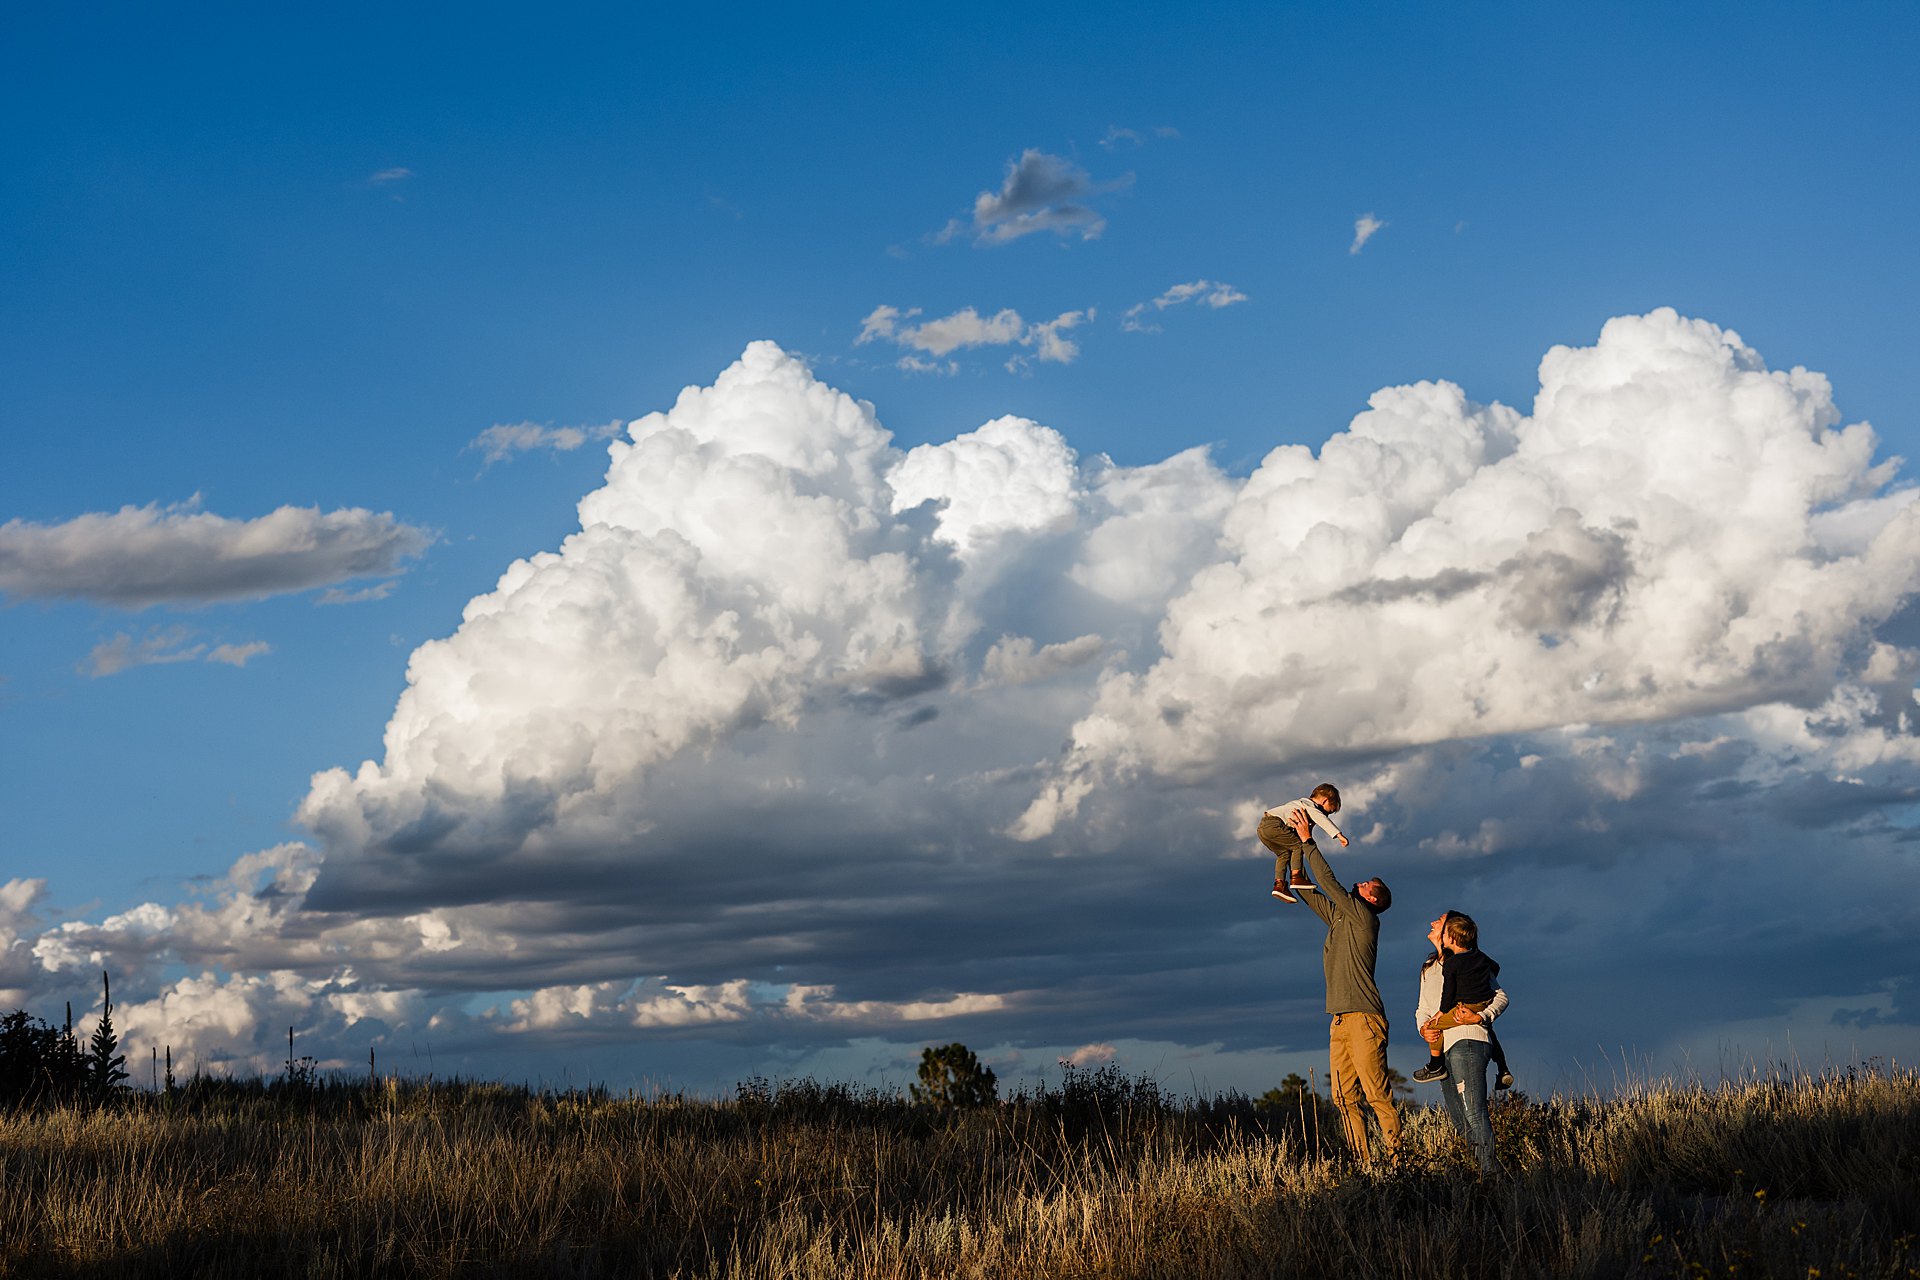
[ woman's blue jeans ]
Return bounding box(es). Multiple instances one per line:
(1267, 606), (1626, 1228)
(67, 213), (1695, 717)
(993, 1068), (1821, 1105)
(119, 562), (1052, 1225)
(1440, 1038), (1501, 1173)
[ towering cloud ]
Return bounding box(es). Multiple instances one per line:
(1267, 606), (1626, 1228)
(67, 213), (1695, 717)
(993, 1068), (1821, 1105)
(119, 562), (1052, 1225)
(20, 314), (1920, 1085)
(1015, 310), (1920, 836)
(302, 343), (953, 901)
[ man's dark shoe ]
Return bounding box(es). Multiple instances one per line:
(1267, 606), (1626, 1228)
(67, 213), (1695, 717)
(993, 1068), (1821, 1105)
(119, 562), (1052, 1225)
(1411, 1060), (1448, 1083)
(1272, 880), (1300, 903)
(1495, 1071), (1514, 1090)
(1288, 871), (1318, 894)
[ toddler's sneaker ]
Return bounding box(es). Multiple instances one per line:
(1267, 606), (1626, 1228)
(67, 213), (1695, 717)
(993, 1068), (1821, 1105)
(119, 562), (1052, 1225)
(1288, 870), (1318, 894)
(1272, 879), (1300, 903)
(1495, 1071), (1514, 1090)
(1411, 1059), (1448, 1083)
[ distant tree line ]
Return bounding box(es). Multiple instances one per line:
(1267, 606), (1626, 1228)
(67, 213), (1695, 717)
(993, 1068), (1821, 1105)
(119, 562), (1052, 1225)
(0, 971), (128, 1108)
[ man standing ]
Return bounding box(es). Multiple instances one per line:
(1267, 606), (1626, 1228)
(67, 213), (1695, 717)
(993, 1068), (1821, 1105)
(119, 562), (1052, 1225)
(1291, 809), (1397, 1163)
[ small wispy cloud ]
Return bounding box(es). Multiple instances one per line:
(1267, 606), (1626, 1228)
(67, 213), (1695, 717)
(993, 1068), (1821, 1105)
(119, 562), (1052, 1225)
(876, 306), (1024, 356)
(857, 306), (916, 346)
(937, 150), (1129, 247)
(318, 581), (399, 607)
(207, 641), (272, 668)
(1122, 280), (1249, 333)
(82, 630), (270, 677)
(1098, 125), (1179, 150)
(1009, 309), (1093, 371)
(896, 354), (958, 376)
(82, 630), (204, 678)
(1350, 213), (1387, 255)
(980, 634), (1107, 687)
(467, 420), (624, 468)
(857, 304), (1093, 371)
(367, 167), (414, 186)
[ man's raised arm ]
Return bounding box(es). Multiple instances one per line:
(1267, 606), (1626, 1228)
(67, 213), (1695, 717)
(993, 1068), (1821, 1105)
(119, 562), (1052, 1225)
(1301, 842), (1357, 921)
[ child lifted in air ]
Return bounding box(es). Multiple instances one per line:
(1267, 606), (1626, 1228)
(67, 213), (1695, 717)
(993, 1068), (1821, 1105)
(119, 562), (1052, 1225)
(1257, 783), (1348, 904)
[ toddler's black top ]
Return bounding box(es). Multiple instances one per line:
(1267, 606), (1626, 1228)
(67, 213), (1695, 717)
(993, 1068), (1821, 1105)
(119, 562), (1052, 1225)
(1439, 948), (1500, 1012)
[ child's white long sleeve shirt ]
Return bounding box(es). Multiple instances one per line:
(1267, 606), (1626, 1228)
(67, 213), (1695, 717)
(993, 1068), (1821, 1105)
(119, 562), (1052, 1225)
(1263, 796), (1345, 843)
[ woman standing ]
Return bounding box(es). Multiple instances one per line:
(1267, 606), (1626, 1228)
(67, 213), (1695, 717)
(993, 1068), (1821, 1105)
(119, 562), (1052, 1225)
(1415, 910), (1507, 1175)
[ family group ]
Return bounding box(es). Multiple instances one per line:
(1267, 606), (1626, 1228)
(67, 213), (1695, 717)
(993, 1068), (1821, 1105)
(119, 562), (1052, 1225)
(1260, 785), (1511, 1175)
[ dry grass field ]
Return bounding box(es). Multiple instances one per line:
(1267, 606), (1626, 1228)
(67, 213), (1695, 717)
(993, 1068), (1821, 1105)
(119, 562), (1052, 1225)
(1, 1063), (1916, 1278)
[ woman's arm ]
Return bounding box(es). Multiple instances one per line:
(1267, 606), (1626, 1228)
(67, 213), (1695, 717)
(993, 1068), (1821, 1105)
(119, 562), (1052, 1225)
(1414, 962), (1441, 1025)
(1455, 986), (1508, 1024)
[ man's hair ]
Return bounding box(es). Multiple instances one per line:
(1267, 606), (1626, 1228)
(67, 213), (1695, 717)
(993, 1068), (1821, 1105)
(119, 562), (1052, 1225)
(1365, 878), (1391, 913)
(1309, 782), (1340, 807)
(1444, 913), (1477, 949)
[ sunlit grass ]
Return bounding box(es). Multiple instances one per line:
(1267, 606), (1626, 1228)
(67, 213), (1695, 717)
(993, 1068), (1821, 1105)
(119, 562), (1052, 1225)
(0, 1064), (1916, 1277)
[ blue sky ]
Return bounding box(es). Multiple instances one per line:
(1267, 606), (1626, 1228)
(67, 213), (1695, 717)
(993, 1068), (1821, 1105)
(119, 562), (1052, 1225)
(3, 1), (1918, 1095)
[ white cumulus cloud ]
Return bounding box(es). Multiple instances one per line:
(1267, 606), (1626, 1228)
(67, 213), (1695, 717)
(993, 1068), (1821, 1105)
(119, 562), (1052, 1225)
(14, 315), (1920, 1094)
(1015, 308), (1920, 837)
(891, 416), (1082, 556)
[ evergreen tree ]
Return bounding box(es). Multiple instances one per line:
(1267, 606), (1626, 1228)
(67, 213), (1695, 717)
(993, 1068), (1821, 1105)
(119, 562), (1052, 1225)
(910, 1042), (997, 1109)
(1386, 1065), (1414, 1100)
(61, 1002), (85, 1088)
(1256, 1071), (1315, 1111)
(85, 971), (129, 1102)
(0, 1009), (88, 1105)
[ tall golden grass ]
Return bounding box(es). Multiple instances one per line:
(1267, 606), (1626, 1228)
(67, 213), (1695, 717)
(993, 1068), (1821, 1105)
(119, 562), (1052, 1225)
(1, 1064), (1916, 1277)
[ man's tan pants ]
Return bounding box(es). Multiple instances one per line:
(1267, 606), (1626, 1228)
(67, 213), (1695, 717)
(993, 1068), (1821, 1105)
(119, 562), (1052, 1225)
(1329, 1011), (1399, 1160)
